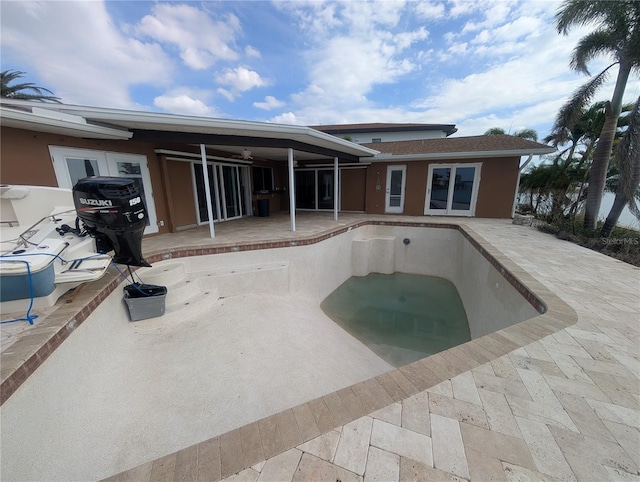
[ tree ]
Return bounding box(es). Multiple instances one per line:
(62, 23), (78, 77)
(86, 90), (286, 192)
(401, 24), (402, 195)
(555, 0), (640, 232)
(601, 95), (640, 236)
(484, 127), (539, 141)
(519, 156), (587, 219)
(0, 70), (61, 103)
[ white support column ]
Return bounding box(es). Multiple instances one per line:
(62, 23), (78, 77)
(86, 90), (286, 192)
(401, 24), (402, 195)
(334, 156), (339, 221)
(288, 148), (296, 232)
(200, 144), (215, 238)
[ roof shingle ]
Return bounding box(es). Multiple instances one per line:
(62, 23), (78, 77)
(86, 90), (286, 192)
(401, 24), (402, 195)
(362, 134), (554, 156)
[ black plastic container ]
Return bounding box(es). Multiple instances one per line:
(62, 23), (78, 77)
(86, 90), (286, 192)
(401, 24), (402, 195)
(123, 283), (167, 321)
(257, 198), (270, 217)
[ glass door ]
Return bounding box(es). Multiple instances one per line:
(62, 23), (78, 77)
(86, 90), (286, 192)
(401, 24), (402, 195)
(219, 165), (242, 220)
(49, 147), (158, 233)
(317, 170), (334, 210)
(193, 163), (245, 223)
(385, 165), (406, 213)
(194, 164), (220, 223)
(425, 163), (481, 216)
(295, 171), (316, 209)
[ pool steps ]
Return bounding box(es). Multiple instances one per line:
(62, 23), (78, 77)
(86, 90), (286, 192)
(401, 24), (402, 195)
(351, 236), (396, 276)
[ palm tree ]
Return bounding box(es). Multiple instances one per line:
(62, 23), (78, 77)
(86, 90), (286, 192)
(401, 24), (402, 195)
(484, 127), (538, 141)
(484, 127), (506, 136)
(555, 0), (640, 232)
(0, 70), (61, 103)
(601, 95), (640, 236)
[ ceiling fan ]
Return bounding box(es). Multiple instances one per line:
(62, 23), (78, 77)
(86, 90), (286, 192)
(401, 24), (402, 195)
(232, 148), (253, 160)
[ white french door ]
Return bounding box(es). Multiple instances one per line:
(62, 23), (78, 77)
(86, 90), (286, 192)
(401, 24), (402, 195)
(385, 165), (407, 213)
(49, 146), (159, 233)
(424, 163), (481, 216)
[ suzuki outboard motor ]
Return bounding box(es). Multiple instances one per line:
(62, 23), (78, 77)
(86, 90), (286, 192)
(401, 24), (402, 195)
(73, 177), (151, 267)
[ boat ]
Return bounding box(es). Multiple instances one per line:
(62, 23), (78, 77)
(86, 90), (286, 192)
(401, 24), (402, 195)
(0, 184), (112, 315)
(1, 178), (151, 317)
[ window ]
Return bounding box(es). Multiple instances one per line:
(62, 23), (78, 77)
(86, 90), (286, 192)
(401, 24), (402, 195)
(252, 166), (273, 192)
(372, 138), (382, 143)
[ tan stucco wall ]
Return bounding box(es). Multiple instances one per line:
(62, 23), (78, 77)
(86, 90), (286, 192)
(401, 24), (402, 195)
(364, 158), (519, 218)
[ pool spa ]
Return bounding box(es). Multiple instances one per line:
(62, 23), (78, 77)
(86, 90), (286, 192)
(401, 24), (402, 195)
(1, 223), (546, 481)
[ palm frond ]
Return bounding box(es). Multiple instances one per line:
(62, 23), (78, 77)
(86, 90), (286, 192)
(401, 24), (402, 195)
(0, 69), (61, 103)
(570, 31), (622, 74)
(551, 67), (614, 135)
(556, 0), (634, 35)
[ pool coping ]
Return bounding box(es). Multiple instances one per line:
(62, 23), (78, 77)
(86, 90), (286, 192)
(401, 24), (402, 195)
(1, 220), (577, 477)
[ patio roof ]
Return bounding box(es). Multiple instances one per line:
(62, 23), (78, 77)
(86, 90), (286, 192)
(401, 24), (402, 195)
(0, 99), (379, 163)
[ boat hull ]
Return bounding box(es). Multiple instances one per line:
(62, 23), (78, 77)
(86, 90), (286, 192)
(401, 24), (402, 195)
(0, 262), (56, 302)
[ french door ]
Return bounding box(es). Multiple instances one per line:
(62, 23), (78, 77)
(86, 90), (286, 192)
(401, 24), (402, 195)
(193, 163), (249, 223)
(49, 146), (158, 233)
(424, 163), (481, 216)
(385, 165), (406, 213)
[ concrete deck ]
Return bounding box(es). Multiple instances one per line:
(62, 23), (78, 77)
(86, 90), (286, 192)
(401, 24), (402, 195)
(2, 213), (639, 481)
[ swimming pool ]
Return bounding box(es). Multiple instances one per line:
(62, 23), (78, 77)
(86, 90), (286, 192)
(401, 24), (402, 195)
(0, 223), (544, 480)
(321, 272), (472, 366)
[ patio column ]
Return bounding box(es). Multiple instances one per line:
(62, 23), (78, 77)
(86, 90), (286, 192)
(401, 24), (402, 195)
(334, 156), (339, 221)
(288, 148), (296, 232)
(200, 144), (215, 238)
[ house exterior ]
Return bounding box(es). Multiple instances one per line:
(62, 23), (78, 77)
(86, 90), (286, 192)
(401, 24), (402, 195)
(0, 100), (554, 236)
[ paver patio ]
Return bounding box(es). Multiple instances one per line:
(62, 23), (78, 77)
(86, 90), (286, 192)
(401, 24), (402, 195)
(2, 213), (638, 481)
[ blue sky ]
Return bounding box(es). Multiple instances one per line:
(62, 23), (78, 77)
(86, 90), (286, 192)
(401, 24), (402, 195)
(2, 0), (638, 138)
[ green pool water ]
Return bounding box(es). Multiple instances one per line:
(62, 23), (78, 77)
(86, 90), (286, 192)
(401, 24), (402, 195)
(321, 273), (471, 367)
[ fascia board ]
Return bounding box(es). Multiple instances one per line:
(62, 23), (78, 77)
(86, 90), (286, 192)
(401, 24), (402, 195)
(0, 107), (133, 140)
(370, 148), (555, 162)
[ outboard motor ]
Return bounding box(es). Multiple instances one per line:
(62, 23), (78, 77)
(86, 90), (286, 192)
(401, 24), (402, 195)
(72, 176), (151, 267)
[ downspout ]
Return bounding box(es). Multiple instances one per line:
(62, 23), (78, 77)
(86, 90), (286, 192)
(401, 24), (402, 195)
(334, 157), (339, 221)
(288, 148), (296, 232)
(512, 153), (533, 218)
(200, 144), (215, 238)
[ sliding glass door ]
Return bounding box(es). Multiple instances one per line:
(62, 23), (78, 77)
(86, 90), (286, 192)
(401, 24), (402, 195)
(295, 169), (335, 210)
(193, 163), (249, 223)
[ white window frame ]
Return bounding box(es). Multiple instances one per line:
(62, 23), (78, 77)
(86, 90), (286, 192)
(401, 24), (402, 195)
(424, 162), (482, 217)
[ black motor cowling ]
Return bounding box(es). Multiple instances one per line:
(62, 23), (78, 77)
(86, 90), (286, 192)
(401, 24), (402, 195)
(73, 176), (151, 267)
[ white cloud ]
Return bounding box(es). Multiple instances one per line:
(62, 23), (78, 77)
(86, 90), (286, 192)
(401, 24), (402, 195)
(215, 66), (269, 100)
(270, 112), (301, 125)
(282, 2), (428, 115)
(447, 0), (484, 19)
(415, 2), (446, 20)
(253, 96), (285, 110)
(0, 1), (170, 108)
(153, 94), (216, 116)
(245, 46), (261, 58)
(135, 4), (240, 70)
